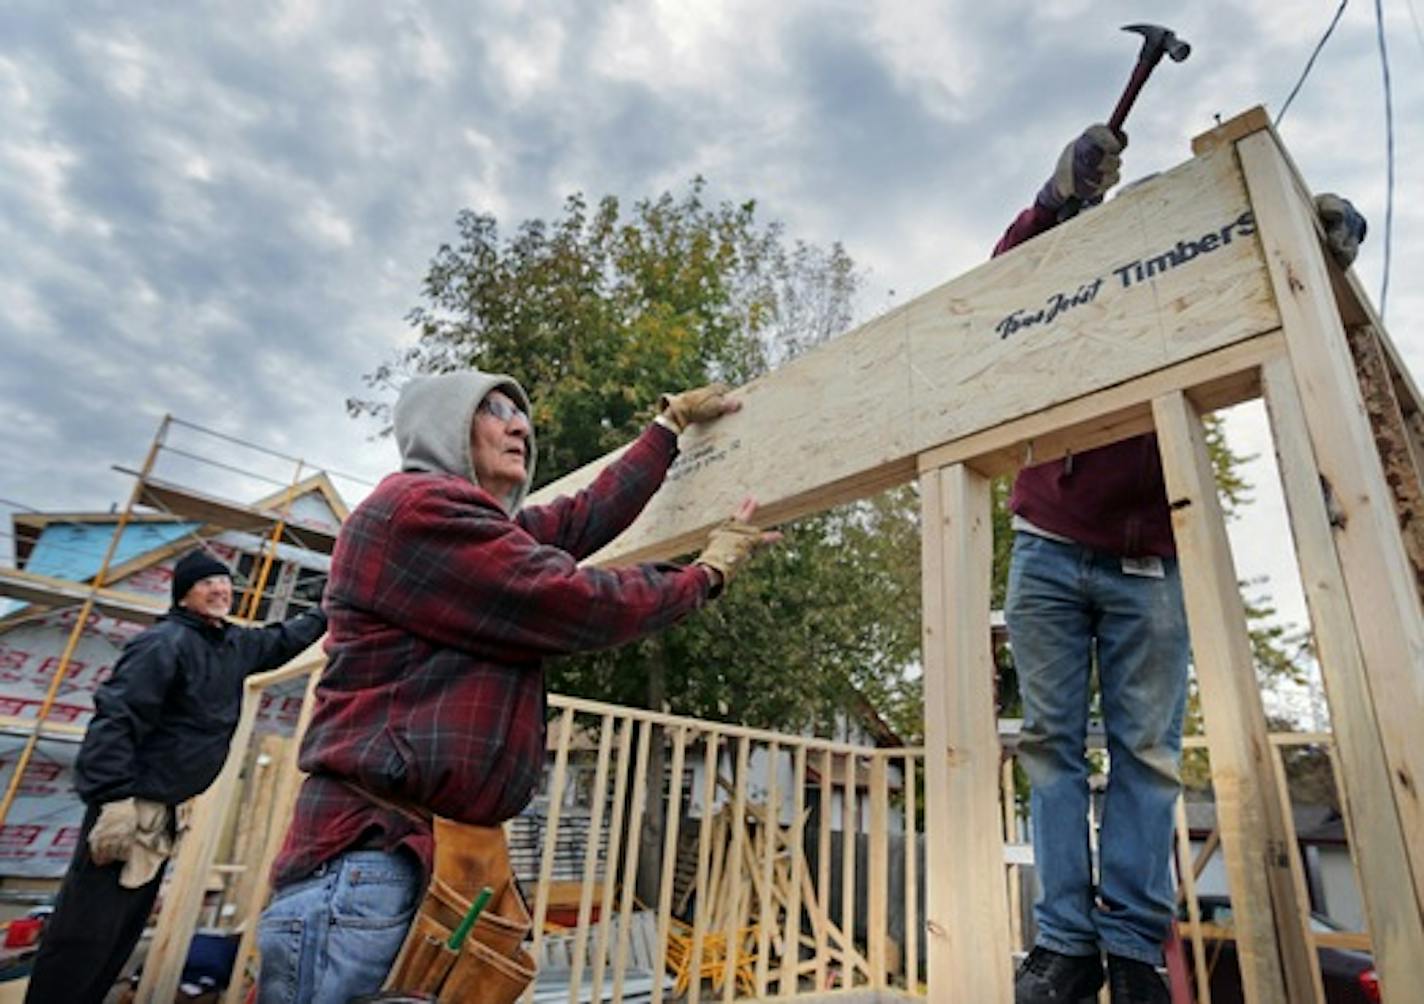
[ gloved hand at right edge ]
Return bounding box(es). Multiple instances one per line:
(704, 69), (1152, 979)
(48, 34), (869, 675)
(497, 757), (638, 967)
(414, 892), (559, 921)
(88, 796), (139, 865)
(1035, 124), (1126, 215)
(695, 497), (781, 595)
(1315, 193), (1367, 268)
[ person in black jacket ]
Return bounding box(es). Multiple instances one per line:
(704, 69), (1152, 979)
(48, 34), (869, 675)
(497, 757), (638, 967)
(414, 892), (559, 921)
(25, 549), (327, 1004)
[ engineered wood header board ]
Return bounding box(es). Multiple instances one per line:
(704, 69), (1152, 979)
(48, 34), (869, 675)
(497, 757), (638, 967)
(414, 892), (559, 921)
(527, 135), (1280, 565)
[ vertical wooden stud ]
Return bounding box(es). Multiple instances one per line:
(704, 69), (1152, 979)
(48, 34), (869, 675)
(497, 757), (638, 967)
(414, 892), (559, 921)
(1261, 354), (1424, 995)
(919, 462), (1013, 1003)
(1153, 389), (1321, 1004)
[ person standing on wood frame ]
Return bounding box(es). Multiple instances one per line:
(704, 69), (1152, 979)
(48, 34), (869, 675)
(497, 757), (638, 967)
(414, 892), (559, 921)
(998, 128), (1366, 1004)
(24, 549), (328, 1004)
(256, 370), (776, 1004)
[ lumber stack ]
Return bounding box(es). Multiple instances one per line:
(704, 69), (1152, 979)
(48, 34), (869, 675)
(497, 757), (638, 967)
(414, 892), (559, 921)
(667, 791), (868, 997)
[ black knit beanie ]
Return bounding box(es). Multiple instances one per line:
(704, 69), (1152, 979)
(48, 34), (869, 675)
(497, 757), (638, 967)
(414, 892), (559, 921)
(171, 550), (231, 604)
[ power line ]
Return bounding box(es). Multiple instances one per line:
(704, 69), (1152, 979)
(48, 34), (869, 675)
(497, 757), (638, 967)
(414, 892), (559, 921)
(1276, 0), (1351, 126)
(1375, 0), (1395, 316)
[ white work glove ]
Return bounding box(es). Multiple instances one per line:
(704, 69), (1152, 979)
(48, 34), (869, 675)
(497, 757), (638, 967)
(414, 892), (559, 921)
(88, 797), (139, 866)
(1036, 125), (1126, 213)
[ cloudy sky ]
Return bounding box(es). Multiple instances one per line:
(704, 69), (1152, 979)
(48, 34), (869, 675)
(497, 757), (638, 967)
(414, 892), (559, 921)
(2, 1), (1421, 645)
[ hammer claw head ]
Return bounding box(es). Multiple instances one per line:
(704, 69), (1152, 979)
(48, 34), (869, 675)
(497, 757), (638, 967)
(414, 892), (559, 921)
(1122, 22), (1191, 64)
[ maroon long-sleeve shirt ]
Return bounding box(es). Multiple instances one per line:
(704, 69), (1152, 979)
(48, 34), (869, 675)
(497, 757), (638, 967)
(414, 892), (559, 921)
(272, 423), (712, 887)
(993, 204), (1176, 558)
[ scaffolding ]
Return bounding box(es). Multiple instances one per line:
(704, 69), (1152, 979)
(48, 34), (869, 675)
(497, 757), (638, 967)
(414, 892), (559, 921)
(0, 414), (367, 834)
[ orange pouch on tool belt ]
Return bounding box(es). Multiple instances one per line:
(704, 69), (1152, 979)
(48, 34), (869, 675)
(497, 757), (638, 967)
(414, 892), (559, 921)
(380, 814), (536, 1003)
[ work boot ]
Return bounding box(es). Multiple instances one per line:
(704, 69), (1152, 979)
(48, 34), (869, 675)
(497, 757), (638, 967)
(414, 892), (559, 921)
(1106, 954), (1170, 1004)
(1014, 946), (1104, 1003)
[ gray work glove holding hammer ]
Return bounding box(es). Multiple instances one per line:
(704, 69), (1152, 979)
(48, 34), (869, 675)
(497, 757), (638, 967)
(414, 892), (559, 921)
(1035, 125), (1125, 216)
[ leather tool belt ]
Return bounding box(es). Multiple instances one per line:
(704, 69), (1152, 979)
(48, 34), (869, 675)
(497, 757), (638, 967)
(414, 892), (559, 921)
(348, 785), (537, 1003)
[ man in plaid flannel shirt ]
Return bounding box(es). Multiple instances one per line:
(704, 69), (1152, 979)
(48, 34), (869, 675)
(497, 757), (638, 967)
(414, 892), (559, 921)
(257, 368), (771, 1004)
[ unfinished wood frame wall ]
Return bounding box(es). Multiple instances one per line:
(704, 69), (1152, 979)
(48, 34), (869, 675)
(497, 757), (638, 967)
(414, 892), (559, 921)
(523, 695), (916, 1004)
(135, 108), (1423, 1003)
(517, 106), (1423, 1003)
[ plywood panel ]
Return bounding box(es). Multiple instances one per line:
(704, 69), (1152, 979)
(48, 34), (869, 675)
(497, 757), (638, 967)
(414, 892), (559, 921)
(527, 145), (1278, 566)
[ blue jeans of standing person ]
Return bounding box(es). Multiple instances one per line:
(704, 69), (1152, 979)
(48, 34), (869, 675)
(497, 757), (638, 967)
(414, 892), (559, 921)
(1006, 531), (1190, 965)
(257, 850), (421, 1004)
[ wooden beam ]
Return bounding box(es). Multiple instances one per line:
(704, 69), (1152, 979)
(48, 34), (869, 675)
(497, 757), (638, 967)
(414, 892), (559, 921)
(121, 470), (338, 554)
(1345, 326), (1424, 598)
(613, 719), (654, 1004)
(902, 752), (918, 992)
(782, 744), (807, 998)
(920, 463), (1012, 1003)
(528, 142), (1277, 566)
(1260, 355), (1424, 997)
(1191, 105), (1271, 157)
(222, 667), (321, 1004)
(588, 717), (635, 998)
(137, 685), (263, 1003)
(1237, 129), (1424, 915)
(867, 754), (888, 989)
(1174, 798), (1213, 1004)
(569, 714), (616, 1004)
(916, 332), (1279, 479)
(650, 726), (688, 1004)
(0, 566), (166, 624)
(1152, 390), (1321, 1004)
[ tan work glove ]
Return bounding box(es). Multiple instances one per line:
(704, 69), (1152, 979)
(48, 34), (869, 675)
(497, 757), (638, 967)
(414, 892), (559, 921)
(658, 382), (736, 433)
(120, 799), (179, 889)
(89, 796), (139, 866)
(695, 498), (780, 594)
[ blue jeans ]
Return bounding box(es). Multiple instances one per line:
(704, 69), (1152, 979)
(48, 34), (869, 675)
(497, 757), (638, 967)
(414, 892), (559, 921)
(1006, 532), (1189, 965)
(257, 850), (421, 1004)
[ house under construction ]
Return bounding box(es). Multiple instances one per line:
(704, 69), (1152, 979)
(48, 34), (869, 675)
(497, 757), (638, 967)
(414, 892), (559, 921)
(0, 107), (1420, 1004)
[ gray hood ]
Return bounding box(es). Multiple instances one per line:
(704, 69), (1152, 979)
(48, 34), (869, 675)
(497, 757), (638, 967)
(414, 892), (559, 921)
(393, 370), (538, 512)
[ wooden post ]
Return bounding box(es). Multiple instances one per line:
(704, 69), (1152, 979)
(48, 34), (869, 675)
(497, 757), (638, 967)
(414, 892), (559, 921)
(839, 753), (856, 988)
(589, 716), (635, 999)
(816, 747), (833, 989)
(757, 741), (781, 995)
(723, 735), (751, 1001)
(781, 744), (807, 997)
(650, 726), (688, 1004)
(868, 753), (888, 988)
(137, 684), (263, 1003)
(903, 752), (918, 992)
(1174, 798), (1212, 1004)
(1152, 390), (1322, 1004)
(1345, 325), (1424, 598)
(222, 667), (321, 1004)
(528, 706), (576, 1002)
(686, 732), (721, 1004)
(569, 714), (616, 1004)
(919, 462), (1012, 1003)
(1260, 355), (1424, 996)
(613, 719), (654, 1004)
(1237, 130), (1424, 917)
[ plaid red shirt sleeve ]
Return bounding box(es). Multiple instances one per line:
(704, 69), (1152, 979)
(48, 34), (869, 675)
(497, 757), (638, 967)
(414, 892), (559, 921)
(368, 423), (711, 659)
(516, 422), (681, 559)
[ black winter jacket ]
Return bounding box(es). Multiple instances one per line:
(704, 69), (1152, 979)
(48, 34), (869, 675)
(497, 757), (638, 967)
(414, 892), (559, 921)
(74, 606), (327, 806)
